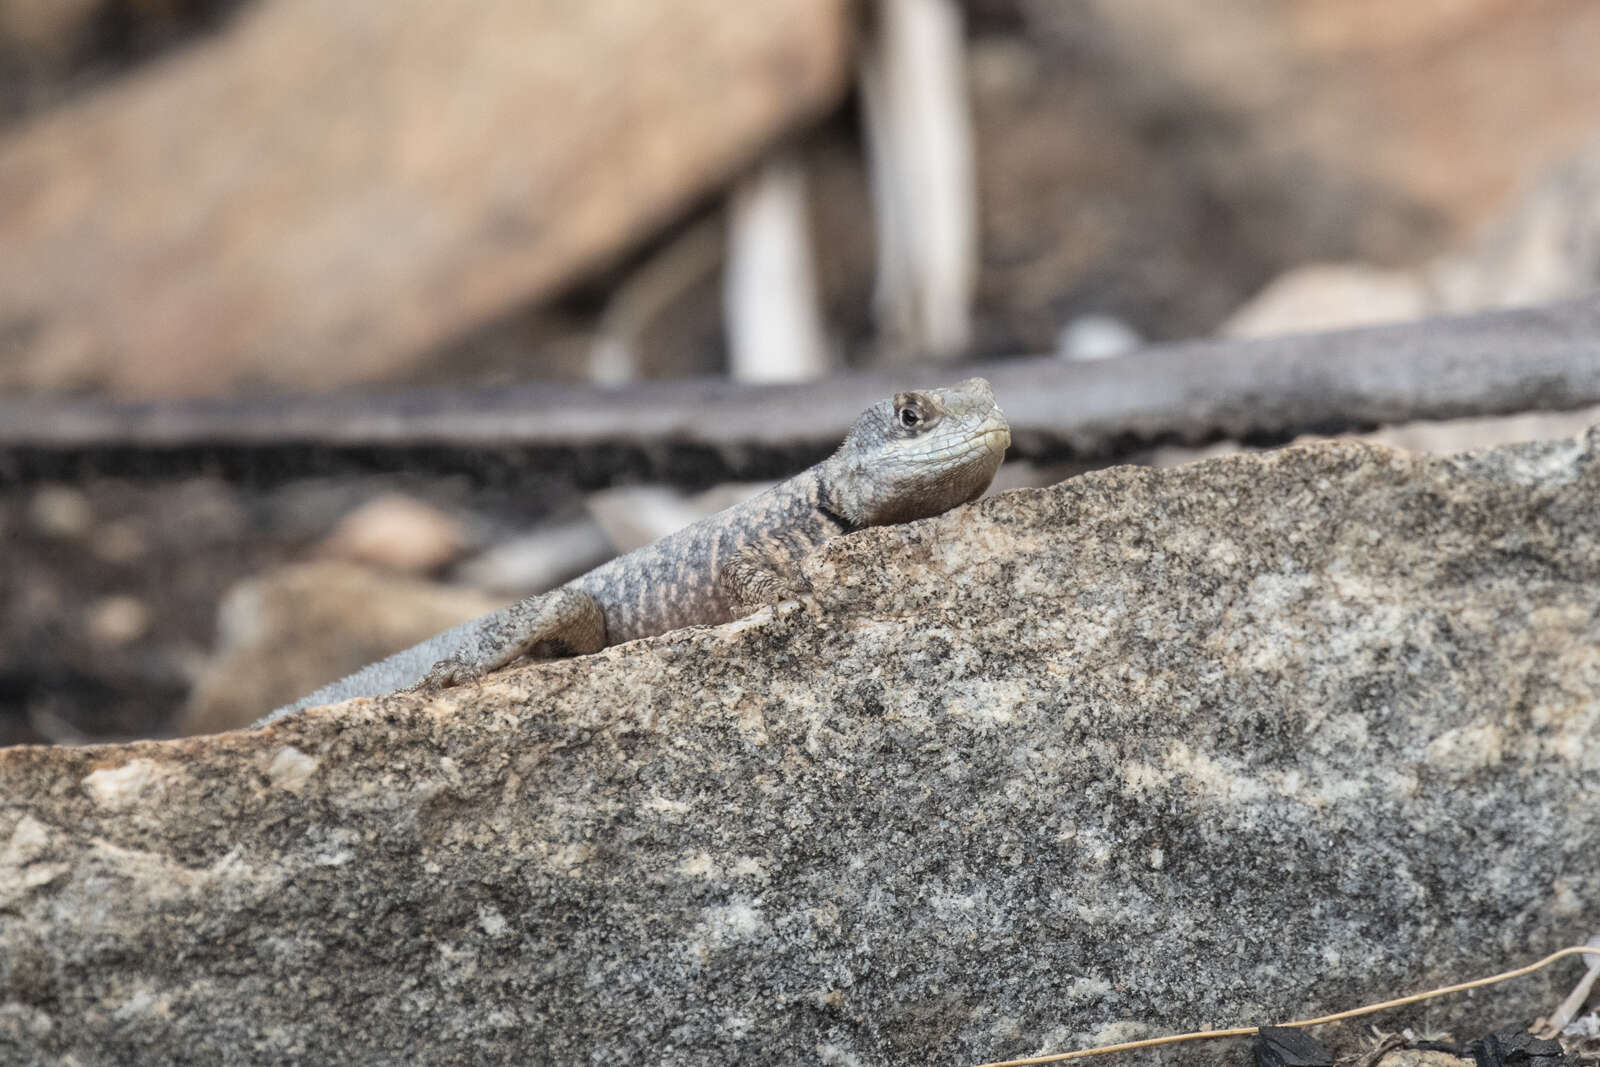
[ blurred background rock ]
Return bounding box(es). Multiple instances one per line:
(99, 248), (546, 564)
(4, 0), (1600, 739)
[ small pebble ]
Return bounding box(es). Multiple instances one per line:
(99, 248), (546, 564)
(86, 595), (151, 647)
(29, 486), (93, 539)
(1057, 314), (1142, 361)
(318, 493), (469, 575)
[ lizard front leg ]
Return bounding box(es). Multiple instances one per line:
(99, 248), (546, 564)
(720, 528), (828, 617)
(411, 586), (606, 691)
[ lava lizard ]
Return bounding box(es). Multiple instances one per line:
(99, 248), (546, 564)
(260, 378), (1009, 723)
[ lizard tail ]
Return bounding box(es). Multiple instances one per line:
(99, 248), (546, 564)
(255, 615), (492, 726)
(255, 586), (606, 727)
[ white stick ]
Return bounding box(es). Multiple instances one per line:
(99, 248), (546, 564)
(860, 0), (977, 359)
(724, 153), (832, 383)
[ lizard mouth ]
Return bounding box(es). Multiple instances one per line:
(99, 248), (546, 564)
(916, 421), (1010, 466)
(967, 414), (1011, 456)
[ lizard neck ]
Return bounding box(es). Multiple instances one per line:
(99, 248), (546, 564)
(813, 452), (871, 530)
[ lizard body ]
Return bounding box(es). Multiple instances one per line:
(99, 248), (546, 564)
(260, 378), (1008, 724)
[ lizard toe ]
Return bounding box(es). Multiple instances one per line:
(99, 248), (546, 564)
(416, 656), (477, 691)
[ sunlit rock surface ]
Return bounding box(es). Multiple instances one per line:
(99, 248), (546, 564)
(4, 434), (1598, 1065)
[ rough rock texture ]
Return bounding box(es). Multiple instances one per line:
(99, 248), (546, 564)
(5, 436), (1600, 1065)
(0, 0), (849, 396)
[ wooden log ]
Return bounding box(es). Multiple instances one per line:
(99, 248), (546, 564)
(2, 299), (1598, 485)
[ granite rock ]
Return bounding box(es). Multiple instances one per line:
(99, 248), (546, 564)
(5, 434), (1600, 1064)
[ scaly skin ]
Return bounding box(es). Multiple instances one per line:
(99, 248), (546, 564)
(260, 378), (1009, 724)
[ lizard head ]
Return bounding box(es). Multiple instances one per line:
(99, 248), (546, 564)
(825, 377), (1011, 527)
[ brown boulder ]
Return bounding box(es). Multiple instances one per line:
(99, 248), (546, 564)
(1066, 0), (1600, 243)
(979, 0), (1600, 342)
(179, 562), (502, 735)
(0, 0), (850, 396)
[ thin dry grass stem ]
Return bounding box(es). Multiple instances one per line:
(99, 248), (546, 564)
(973, 944), (1600, 1067)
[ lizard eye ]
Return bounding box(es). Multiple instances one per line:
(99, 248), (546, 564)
(898, 406), (921, 428)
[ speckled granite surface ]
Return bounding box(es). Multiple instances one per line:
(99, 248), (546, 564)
(4, 433), (1598, 1065)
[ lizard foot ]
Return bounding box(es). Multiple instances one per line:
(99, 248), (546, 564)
(406, 656), (486, 694)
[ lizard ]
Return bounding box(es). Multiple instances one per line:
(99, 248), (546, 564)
(259, 378), (1009, 724)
